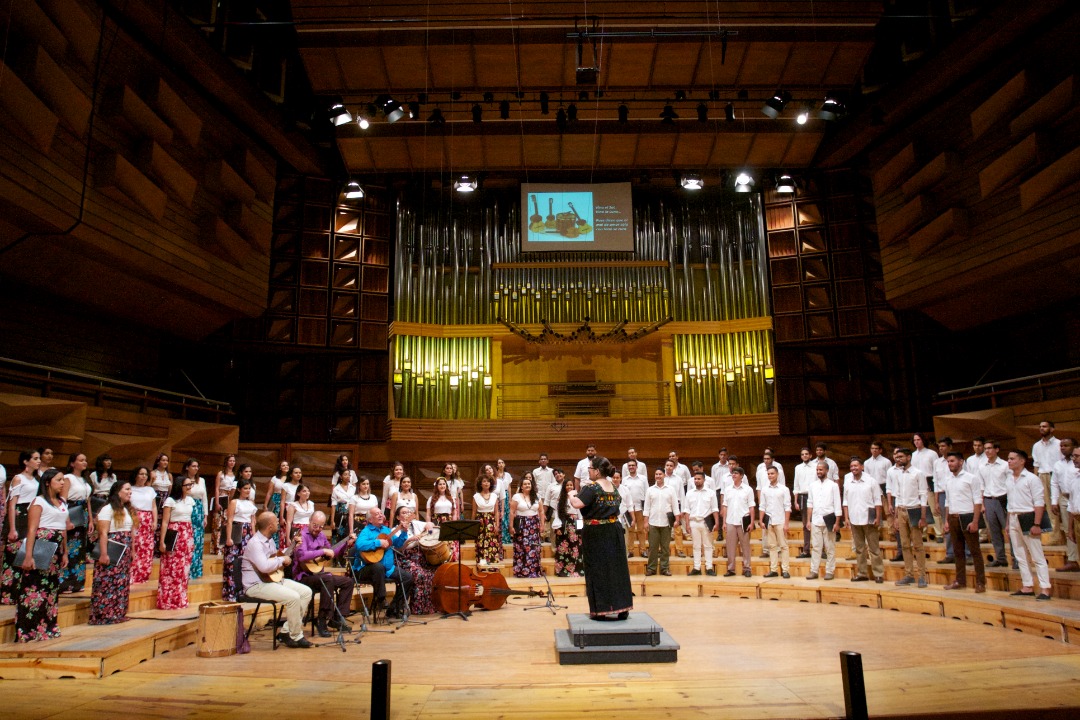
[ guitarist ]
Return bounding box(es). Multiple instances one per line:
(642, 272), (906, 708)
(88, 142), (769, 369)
(353, 508), (413, 620)
(294, 511), (355, 637)
(241, 511), (313, 648)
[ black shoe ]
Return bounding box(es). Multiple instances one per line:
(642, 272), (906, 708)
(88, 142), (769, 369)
(328, 619), (352, 632)
(743, 570), (752, 578)
(939, 558), (954, 564)
(280, 634), (313, 648)
(645, 569), (656, 576)
(688, 568), (701, 576)
(782, 572), (791, 579)
(316, 620), (331, 638)
(705, 568), (716, 576)
(1036, 593), (1052, 601)
(292, 637), (314, 648)
(661, 569), (672, 576)
(796, 552), (811, 559)
(890, 555), (904, 562)
(385, 607), (403, 620)
(723, 571), (736, 577)
(764, 571), (779, 578)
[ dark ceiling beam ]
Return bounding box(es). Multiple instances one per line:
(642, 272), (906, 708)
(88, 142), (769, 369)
(336, 119), (808, 139)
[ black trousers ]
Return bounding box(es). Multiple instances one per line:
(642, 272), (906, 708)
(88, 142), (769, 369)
(357, 563), (414, 612)
(298, 571), (355, 622)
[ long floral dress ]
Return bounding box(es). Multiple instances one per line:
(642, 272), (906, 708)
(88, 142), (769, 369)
(553, 506), (584, 577)
(473, 492), (504, 564)
(189, 495), (206, 579)
(157, 496), (195, 610)
(89, 504), (133, 625)
(129, 508), (156, 585)
(499, 474), (513, 545)
(511, 494), (543, 578)
(1, 501), (32, 605)
(220, 522), (253, 602)
(59, 496), (90, 593)
(399, 534), (437, 615)
(16, 527), (66, 642)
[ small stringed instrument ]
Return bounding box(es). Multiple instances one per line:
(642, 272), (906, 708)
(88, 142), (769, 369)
(301, 536), (352, 574)
(545, 197), (557, 229)
(256, 539), (296, 583)
(567, 201), (591, 234)
(432, 562), (545, 613)
(359, 529), (424, 564)
(529, 195), (544, 233)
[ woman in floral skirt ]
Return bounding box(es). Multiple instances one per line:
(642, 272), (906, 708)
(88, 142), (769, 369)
(427, 476), (460, 561)
(16, 469), (68, 641)
(149, 454), (172, 545)
(89, 479), (136, 624)
(221, 471), (257, 601)
(496, 459), (514, 545)
(157, 475), (195, 610)
(60, 452), (92, 593)
(180, 459), (208, 579)
(211, 454), (237, 556)
(128, 467), (157, 585)
(2, 450), (41, 605)
(552, 476), (583, 577)
(471, 468), (503, 565)
(394, 505), (438, 614)
(510, 473), (544, 578)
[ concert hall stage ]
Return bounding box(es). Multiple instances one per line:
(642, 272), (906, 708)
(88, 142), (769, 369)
(5, 575), (1080, 719)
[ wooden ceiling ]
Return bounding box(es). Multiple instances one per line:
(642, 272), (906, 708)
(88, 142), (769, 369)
(291, 1), (884, 176)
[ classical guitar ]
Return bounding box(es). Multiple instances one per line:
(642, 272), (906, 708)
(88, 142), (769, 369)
(301, 536), (352, 574)
(359, 529), (424, 564)
(545, 197), (557, 229)
(256, 538), (296, 583)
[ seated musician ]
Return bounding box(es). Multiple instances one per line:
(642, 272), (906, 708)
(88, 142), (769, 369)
(353, 508), (413, 619)
(293, 511), (356, 637)
(241, 511), (313, 648)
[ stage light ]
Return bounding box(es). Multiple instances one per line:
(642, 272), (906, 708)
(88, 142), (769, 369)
(817, 94), (845, 121)
(725, 102), (735, 122)
(674, 372), (684, 387)
(454, 174), (478, 193)
(697, 102), (708, 122)
(674, 90), (687, 101)
(796, 109), (809, 125)
(344, 180), (364, 199)
(329, 102), (352, 126)
(376, 95), (405, 123)
(556, 107), (567, 131)
(734, 172), (755, 192)
(428, 108), (445, 125)
(471, 103), (482, 123)
(539, 92), (549, 115)
(499, 100), (510, 119)
(408, 101), (420, 119)
(775, 173), (797, 194)
(357, 114), (369, 130)
(567, 103), (578, 122)
(761, 89), (791, 118)
(659, 104), (678, 124)
(764, 364), (775, 384)
(617, 103), (629, 123)
(680, 173), (704, 190)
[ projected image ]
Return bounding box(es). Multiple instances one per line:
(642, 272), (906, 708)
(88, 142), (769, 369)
(527, 192), (593, 240)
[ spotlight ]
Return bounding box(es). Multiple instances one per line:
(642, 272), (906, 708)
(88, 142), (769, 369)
(376, 95), (405, 123)
(817, 94), (845, 120)
(725, 102), (735, 122)
(539, 92), (549, 115)
(471, 103), (482, 123)
(555, 107), (567, 131)
(427, 107), (445, 125)
(762, 89), (791, 118)
(734, 172), (755, 192)
(696, 102), (708, 122)
(344, 180), (364, 199)
(499, 100), (510, 120)
(796, 109), (809, 125)
(775, 173), (797, 194)
(659, 104), (678, 124)
(450, 91), (462, 101)
(617, 103), (629, 123)
(454, 174), (478, 193)
(680, 173), (704, 190)
(328, 102), (352, 126)
(674, 90), (687, 101)
(567, 103), (578, 122)
(408, 101), (420, 119)
(578, 90), (589, 101)
(483, 91), (494, 104)
(357, 114), (370, 130)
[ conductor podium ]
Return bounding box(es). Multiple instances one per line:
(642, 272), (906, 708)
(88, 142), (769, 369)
(554, 612), (679, 665)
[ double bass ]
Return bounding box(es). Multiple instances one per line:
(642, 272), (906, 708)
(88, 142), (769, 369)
(432, 562), (544, 613)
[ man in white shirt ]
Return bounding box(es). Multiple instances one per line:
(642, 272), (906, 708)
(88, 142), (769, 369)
(806, 461), (841, 580)
(722, 467), (756, 577)
(965, 436), (987, 476)
(664, 457), (691, 558)
(532, 454), (555, 508)
(1006, 449), (1051, 600)
(683, 471), (719, 576)
(843, 458), (883, 583)
(792, 448), (815, 559)
(622, 459), (649, 558)
(1032, 420), (1064, 545)
(814, 443), (839, 481)
(242, 511), (313, 648)
(754, 449), (785, 559)
(668, 451), (692, 494)
(934, 438), (956, 562)
(979, 441), (1012, 568)
(573, 444), (597, 490)
(1050, 438), (1079, 571)
(544, 468), (566, 545)
(1066, 446), (1080, 555)
(941, 451), (985, 593)
(911, 433), (940, 543)
(643, 469), (679, 576)
(864, 441), (893, 539)
(759, 466), (791, 579)
(621, 447), (647, 485)
(888, 448), (928, 588)
(710, 447), (730, 492)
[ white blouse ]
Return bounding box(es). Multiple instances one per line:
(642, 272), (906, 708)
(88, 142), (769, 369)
(90, 471), (116, 497)
(12, 473), (39, 504)
(164, 496), (195, 524)
(186, 477), (208, 503)
(497, 472), (513, 495)
(429, 496), (455, 515)
(33, 496), (69, 530)
(331, 483), (356, 504)
(332, 469), (357, 487)
(151, 469), (172, 492)
(473, 492), (499, 513)
(130, 486), (157, 512)
(65, 474), (91, 502)
(392, 492), (418, 511)
(281, 482), (300, 506)
(290, 500), (314, 526)
(512, 493), (539, 517)
(232, 498), (258, 525)
(351, 493), (379, 517)
(218, 473), (237, 493)
(270, 476), (286, 493)
(98, 504), (133, 533)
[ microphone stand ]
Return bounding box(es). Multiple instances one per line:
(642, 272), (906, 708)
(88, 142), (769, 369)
(391, 546), (427, 629)
(523, 570), (567, 614)
(313, 570), (361, 651)
(347, 545), (394, 635)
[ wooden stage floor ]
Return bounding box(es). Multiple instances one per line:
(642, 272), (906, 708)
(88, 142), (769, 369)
(7, 592), (1080, 719)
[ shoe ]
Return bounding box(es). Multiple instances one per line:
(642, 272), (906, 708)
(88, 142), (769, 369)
(1036, 593), (1052, 601)
(1059, 562), (1080, 572)
(917, 578), (928, 588)
(988, 560), (1008, 568)
(642, 551), (649, 559)
(316, 620), (331, 638)
(796, 552), (811, 559)
(645, 569), (656, 576)
(1010, 590), (1034, 596)
(890, 555), (904, 562)
(764, 571), (779, 578)
(846, 555), (858, 561)
(874, 577), (883, 584)
(706, 568), (716, 576)
(759, 553), (769, 558)
(1011, 561), (1019, 570)
(895, 576), (914, 586)
(628, 552), (634, 559)
(824, 574), (834, 581)
(743, 570), (752, 578)
(936, 537), (944, 543)
(975, 584), (986, 593)
(724, 571), (736, 577)
(661, 569), (672, 576)
(938, 558), (955, 565)
(805, 573), (818, 580)
(944, 582), (964, 590)
(782, 572), (790, 579)
(280, 634), (312, 649)
(688, 568), (701, 576)
(676, 552), (686, 558)
(851, 576), (869, 582)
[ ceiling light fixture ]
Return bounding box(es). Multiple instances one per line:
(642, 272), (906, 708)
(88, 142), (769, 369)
(817, 94), (846, 120)
(659, 104), (678, 124)
(734, 172), (755, 192)
(407, 101), (420, 120)
(454, 174), (478, 193)
(696, 102), (708, 122)
(499, 100), (510, 120)
(328, 102), (352, 126)
(375, 95), (405, 123)
(427, 107), (445, 125)
(775, 173), (797, 194)
(344, 180), (364, 199)
(796, 108), (809, 125)
(471, 103), (482, 123)
(761, 89), (791, 118)
(617, 103), (629, 123)
(356, 113), (369, 130)
(680, 173), (704, 190)
(725, 102), (735, 122)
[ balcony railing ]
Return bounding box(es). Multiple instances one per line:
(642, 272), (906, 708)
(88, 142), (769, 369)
(933, 367), (1080, 413)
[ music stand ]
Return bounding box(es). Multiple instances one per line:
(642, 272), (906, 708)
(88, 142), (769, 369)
(436, 520), (482, 621)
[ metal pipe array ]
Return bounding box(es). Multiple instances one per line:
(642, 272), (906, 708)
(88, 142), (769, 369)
(672, 331), (776, 416)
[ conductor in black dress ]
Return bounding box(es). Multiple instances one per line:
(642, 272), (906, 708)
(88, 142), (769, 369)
(570, 456), (634, 620)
